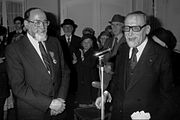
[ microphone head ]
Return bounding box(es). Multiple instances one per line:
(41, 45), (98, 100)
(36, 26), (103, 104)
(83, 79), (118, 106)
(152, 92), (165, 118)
(94, 48), (111, 57)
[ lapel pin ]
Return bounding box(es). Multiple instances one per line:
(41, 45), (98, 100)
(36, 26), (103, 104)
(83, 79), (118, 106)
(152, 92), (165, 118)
(49, 51), (57, 64)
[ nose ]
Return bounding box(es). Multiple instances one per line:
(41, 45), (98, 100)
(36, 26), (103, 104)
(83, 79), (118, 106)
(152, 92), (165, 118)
(128, 29), (133, 36)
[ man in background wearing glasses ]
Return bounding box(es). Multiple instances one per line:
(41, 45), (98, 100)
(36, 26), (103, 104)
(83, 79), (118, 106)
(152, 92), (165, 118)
(95, 11), (176, 120)
(5, 8), (70, 120)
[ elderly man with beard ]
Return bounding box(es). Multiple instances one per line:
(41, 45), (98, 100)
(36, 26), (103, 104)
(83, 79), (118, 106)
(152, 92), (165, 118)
(95, 11), (176, 120)
(5, 8), (70, 120)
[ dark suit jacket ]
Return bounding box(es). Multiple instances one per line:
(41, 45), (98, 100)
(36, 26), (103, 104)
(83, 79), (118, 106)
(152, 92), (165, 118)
(0, 43), (10, 99)
(108, 39), (175, 120)
(59, 34), (81, 93)
(0, 62), (10, 99)
(5, 35), (70, 120)
(7, 30), (26, 44)
(59, 34), (81, 66)
(76, 48), (99, 104)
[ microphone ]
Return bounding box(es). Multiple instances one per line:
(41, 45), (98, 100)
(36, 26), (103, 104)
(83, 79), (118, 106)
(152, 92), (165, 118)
(94, 48), (111, 57)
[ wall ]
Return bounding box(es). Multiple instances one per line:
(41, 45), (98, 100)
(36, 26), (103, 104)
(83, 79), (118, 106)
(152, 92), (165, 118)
(163, 0), (180, 51)
(26, 0), (59, 21)
(25, 0), (180, 50)
(60, 0), (132, 37)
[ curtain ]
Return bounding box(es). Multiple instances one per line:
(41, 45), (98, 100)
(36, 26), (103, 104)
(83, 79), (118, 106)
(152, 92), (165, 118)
(6, 0), (23, 32)
(132, 0), (153, 15)
(0, 1), (2, 25)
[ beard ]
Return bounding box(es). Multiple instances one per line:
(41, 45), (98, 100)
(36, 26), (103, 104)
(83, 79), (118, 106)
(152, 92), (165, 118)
(34, 32), (47, 42)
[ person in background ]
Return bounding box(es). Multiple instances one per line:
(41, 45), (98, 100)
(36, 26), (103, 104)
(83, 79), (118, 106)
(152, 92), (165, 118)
(75, 35), (99, 107)
(105, 14), (126, 60)
(104, 25), (113, 39)
(150, 27), (180, 119)
(82, 27), (98, 50)
(93, 14), (126, 90)
(150, 27), (176, 50)
(7, 16), (26, 44)
(97, 30), (111, 50)
(5, 8), (70, 120)
(59, 18), (81, 120)
(0, 25), (10, 120)
(95, 11), (176, 120)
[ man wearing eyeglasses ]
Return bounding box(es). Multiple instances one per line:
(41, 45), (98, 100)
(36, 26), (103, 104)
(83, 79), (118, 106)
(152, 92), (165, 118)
(5, 8), (70, 120)
(95, 11), (176, 120)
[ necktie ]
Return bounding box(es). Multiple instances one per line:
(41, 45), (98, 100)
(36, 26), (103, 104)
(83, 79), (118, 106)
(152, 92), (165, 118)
(39, 42), (51, 74)
(67, 37), (70, 46)
(111, 37), (118, 50)
(111, 37), (118, 55)
(126, 48), (138, 88)
(130, 48), (138, 69)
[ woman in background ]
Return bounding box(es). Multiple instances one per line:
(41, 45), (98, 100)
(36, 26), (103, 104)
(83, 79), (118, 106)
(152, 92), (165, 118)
(75, 35), (99, 107)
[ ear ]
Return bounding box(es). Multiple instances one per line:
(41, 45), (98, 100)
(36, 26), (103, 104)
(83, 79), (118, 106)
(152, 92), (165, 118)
(145, 25), (151, 35)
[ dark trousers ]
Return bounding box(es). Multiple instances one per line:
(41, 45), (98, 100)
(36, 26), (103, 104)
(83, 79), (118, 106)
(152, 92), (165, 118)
(0, 98), (6, 120)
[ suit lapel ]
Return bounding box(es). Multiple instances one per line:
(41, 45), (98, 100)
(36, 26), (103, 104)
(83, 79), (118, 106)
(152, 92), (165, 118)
(44, 38), (55, 79)
(123, 46), (130, 91)
(126, 39), (157, 91)
(21, 36), (51, 78)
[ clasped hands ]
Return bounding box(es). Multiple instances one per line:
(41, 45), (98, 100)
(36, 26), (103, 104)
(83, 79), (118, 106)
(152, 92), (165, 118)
(49, 98), (65, 116)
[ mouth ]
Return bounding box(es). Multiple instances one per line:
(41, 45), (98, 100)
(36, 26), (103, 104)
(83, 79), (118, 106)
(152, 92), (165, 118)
(128, 37), (136, 41)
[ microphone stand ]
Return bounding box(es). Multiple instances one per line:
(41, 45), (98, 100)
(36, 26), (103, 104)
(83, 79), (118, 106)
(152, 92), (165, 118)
(97, 55), (105, 120)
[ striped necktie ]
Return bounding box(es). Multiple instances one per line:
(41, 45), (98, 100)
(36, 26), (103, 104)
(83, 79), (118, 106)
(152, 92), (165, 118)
(39, 42), (51, 74)
(130, 48), (138, 69)
(111, 37), (118, 56)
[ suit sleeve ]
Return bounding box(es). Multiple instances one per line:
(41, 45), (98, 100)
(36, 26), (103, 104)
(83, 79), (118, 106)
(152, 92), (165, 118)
(5, 45), (52, 112)
(57, 40), (70, 100)
(157, 49), (176, 118)
(105, 46), (122, 98)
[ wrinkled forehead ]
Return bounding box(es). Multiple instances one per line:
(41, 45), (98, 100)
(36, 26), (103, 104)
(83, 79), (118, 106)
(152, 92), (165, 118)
(125, 14), (146, 26)
(29, 9), (47, 20)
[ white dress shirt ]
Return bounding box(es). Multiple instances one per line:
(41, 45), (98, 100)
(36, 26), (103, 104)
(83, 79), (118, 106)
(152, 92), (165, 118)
(65, 35), (72, 43)
(129, 38), (148, 62)
(27, 33), (47, 64)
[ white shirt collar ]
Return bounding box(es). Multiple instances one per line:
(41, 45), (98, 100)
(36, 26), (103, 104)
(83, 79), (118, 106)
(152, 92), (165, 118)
(27, 33), (46, 47)
(27, 33), (39, 45)
(27, 33), (46, 61)
(65, 35), (72, 40)
(129, 37), (148, 61)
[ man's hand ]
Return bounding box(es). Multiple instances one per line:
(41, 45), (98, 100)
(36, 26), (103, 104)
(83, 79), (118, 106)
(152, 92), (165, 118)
(104, 64), (114, 74)
(95, 91), (112, 109)
(0, 57), (5, 64)
(49, 98), (66, 116)
(72, 53), (77, 64)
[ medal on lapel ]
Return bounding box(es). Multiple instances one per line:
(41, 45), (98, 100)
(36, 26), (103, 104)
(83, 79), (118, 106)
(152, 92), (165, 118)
(49, 51), (57, 64)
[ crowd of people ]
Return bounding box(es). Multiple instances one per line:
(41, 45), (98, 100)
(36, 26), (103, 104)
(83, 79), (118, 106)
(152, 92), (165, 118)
(0, 7), (180, 120)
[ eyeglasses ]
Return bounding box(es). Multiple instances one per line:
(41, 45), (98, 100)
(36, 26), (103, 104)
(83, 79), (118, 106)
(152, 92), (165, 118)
(27, 20), (50, 27)
(123, 24), (147, 32)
